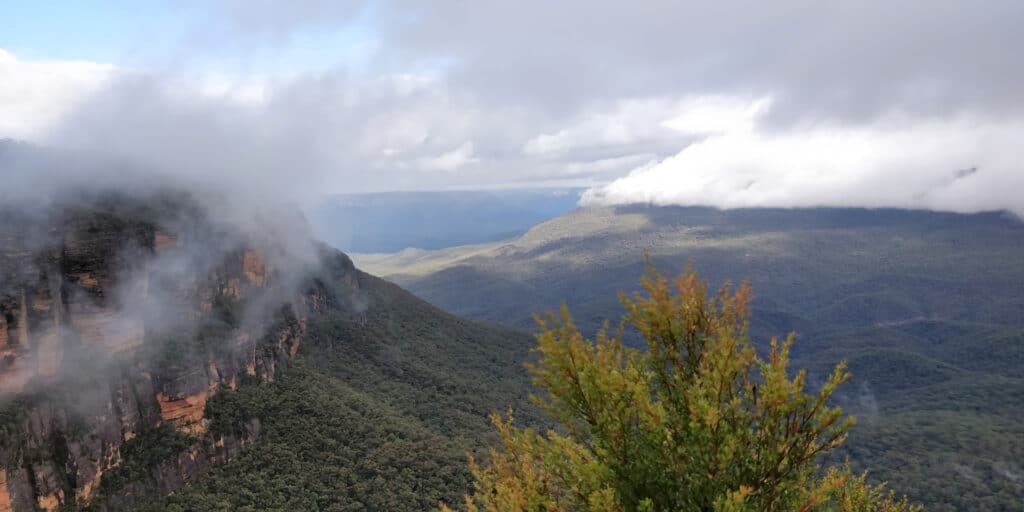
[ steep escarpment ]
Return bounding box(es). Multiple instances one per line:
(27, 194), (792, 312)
(133, 261), (541, 511)
(0, 193), (349, 511)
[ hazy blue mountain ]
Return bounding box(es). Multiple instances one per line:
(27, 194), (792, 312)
(307, 188), (583, 253)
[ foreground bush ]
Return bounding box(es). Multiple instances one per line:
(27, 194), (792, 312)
(447, 266), (918, 512)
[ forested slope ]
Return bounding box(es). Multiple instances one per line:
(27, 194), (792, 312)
(357, 205), (1024, 511)
(0, 191), (540, 511)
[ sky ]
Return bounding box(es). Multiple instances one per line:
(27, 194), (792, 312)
(1, 1), (1022, 214)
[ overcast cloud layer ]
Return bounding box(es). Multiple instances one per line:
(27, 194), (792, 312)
(1, 1), (1022, 214)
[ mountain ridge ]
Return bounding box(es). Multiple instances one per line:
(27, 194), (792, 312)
(0, 190), (539, 511)
(355, 204), (1024, 511)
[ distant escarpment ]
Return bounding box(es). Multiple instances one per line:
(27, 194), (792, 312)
(0, 192), (360, 511)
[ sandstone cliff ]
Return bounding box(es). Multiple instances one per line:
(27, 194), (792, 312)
(0, 194), (356, 511)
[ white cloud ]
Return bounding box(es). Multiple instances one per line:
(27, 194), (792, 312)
(563, 153), (657, 176)
(419, 141), (478, 171)
(3, 0), (1023, 219)
(584, 107), (1024, 215)
(522, 98), (687, 156)
(0, 49), (116, 140)
(195, 74), (272, 105)
(660, 96), (771, 136)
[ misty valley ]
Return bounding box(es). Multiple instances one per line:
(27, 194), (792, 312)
(0, 176), (1019, 511)
(356, 204), (1024, 510)
(3, 3), (1024, 511)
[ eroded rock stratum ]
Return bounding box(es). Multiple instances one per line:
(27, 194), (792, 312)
(0, 194), (356, 511)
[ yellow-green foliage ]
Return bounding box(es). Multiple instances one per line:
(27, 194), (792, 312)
(446, 265), (919, 512)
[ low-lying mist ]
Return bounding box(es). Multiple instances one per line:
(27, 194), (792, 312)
(582, 114), (1024, 218)
(0, 140), (332, 394)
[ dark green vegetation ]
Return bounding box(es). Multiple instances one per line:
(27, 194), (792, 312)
(144, 364), (471, 512)
(136, 264), (542, 512)
(453, 267), (917, 511)
(0, 179), (550, 511)
(358, 205), (1024, 511)
(97, 424), (194, 497)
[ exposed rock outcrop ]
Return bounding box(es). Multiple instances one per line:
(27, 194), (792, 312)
(0, 196), (351, 511)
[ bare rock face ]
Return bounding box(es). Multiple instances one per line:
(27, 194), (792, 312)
(0, 193), (354, 511)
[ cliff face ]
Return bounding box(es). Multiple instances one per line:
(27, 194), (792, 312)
(0, 196), (353, 511)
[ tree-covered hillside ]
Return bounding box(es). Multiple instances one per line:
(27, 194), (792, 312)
(0, 188), (544, 512)
(356, 205), (1024, 511)
(453, 266), (919, 512)
(128, 257), (544, 511)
